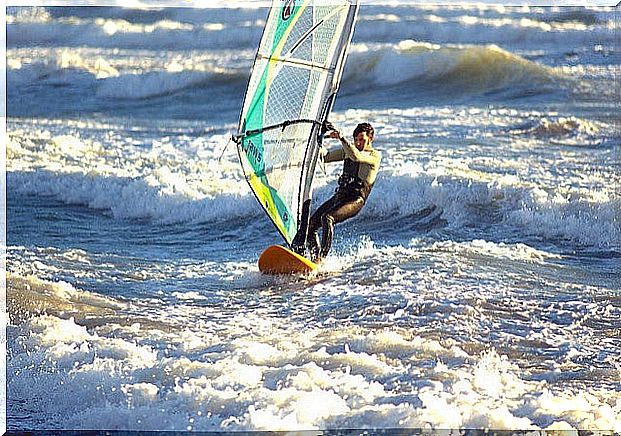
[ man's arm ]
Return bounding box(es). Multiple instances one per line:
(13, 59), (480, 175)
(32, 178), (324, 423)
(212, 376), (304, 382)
(326, 126), (378, 165)
(338, 136), (381, 166)
(323, 147), (346, 163)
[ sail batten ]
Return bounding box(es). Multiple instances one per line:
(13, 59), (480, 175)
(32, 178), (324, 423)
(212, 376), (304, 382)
(236, 0), (359, 246)
(257, 54), (332, 71)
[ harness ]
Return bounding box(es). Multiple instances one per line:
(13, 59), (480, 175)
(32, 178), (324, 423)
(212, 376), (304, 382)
(336, 158), (372, 200)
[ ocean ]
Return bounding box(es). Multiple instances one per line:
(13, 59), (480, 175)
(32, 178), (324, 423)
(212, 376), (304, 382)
(6, 3), (620, 432)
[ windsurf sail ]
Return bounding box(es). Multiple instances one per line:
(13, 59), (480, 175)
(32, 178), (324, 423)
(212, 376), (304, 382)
(234, 0), (359, 251)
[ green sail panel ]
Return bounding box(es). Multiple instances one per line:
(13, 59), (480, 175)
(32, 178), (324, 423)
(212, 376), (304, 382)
(236, 0), (359, 245)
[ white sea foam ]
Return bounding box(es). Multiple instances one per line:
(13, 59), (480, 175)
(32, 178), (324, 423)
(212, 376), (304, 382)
(426, 239), (563, 263)
(7, 5), (616, 51)
(7, 40), (573, 100)
(7, 9), (262, 50)
(7, 46), (248, 99)
(343, 41), (561, 94)
(509, 116), (607, 147)
(8, 110), (619, 249)
(7, 273), (127, 326)
(97, 70), (219, 99)
(4, 6), (615, 125)
(9, 5), (610, 103)
(8, 296), (621, 431)
(7, 121), (257, 223)
(9, 162), (618, 249)
(361, 171), (620, 250)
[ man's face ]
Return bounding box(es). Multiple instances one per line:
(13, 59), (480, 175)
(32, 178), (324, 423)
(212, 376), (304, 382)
(354, 131), (373, 151)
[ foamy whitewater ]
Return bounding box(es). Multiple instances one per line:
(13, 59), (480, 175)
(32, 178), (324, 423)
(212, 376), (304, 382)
(6, 4), (620, 432)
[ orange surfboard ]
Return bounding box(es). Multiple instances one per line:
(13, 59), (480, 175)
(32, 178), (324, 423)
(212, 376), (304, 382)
(258, 245), (318, 275)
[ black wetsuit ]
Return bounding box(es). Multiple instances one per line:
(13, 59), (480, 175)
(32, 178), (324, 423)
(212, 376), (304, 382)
(307, 141), (381, 261)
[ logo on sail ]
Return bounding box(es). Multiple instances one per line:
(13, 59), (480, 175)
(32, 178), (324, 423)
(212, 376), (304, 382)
(282, 0), (296, 21)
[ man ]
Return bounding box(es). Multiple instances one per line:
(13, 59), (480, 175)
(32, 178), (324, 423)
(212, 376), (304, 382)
(307, 121), (381, 262)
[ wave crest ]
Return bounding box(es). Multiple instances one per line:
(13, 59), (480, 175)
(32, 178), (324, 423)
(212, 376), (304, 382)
(343, 41), (560, 98)
(509, 116), (609, 147)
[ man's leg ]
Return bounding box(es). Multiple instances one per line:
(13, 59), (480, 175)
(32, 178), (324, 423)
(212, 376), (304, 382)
(307, 194), (340, 262)
(319, 214), (335, 259)
(308, 230), (321, 262)
(319, 196), (365, 259)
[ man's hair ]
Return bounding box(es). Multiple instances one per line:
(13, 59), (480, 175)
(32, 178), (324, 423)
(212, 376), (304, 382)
(353, 122), (374, 139)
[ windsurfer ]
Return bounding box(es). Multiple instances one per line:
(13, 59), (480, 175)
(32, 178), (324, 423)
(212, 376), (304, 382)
(306, 121), (381, 262)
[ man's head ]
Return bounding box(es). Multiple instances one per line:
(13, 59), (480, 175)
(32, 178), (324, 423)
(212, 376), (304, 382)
(353, 122), (374, 151)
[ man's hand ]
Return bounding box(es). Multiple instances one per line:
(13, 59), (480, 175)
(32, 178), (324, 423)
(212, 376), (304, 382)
(328, 130), (341, 139)
(323, 120), (342, 140)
